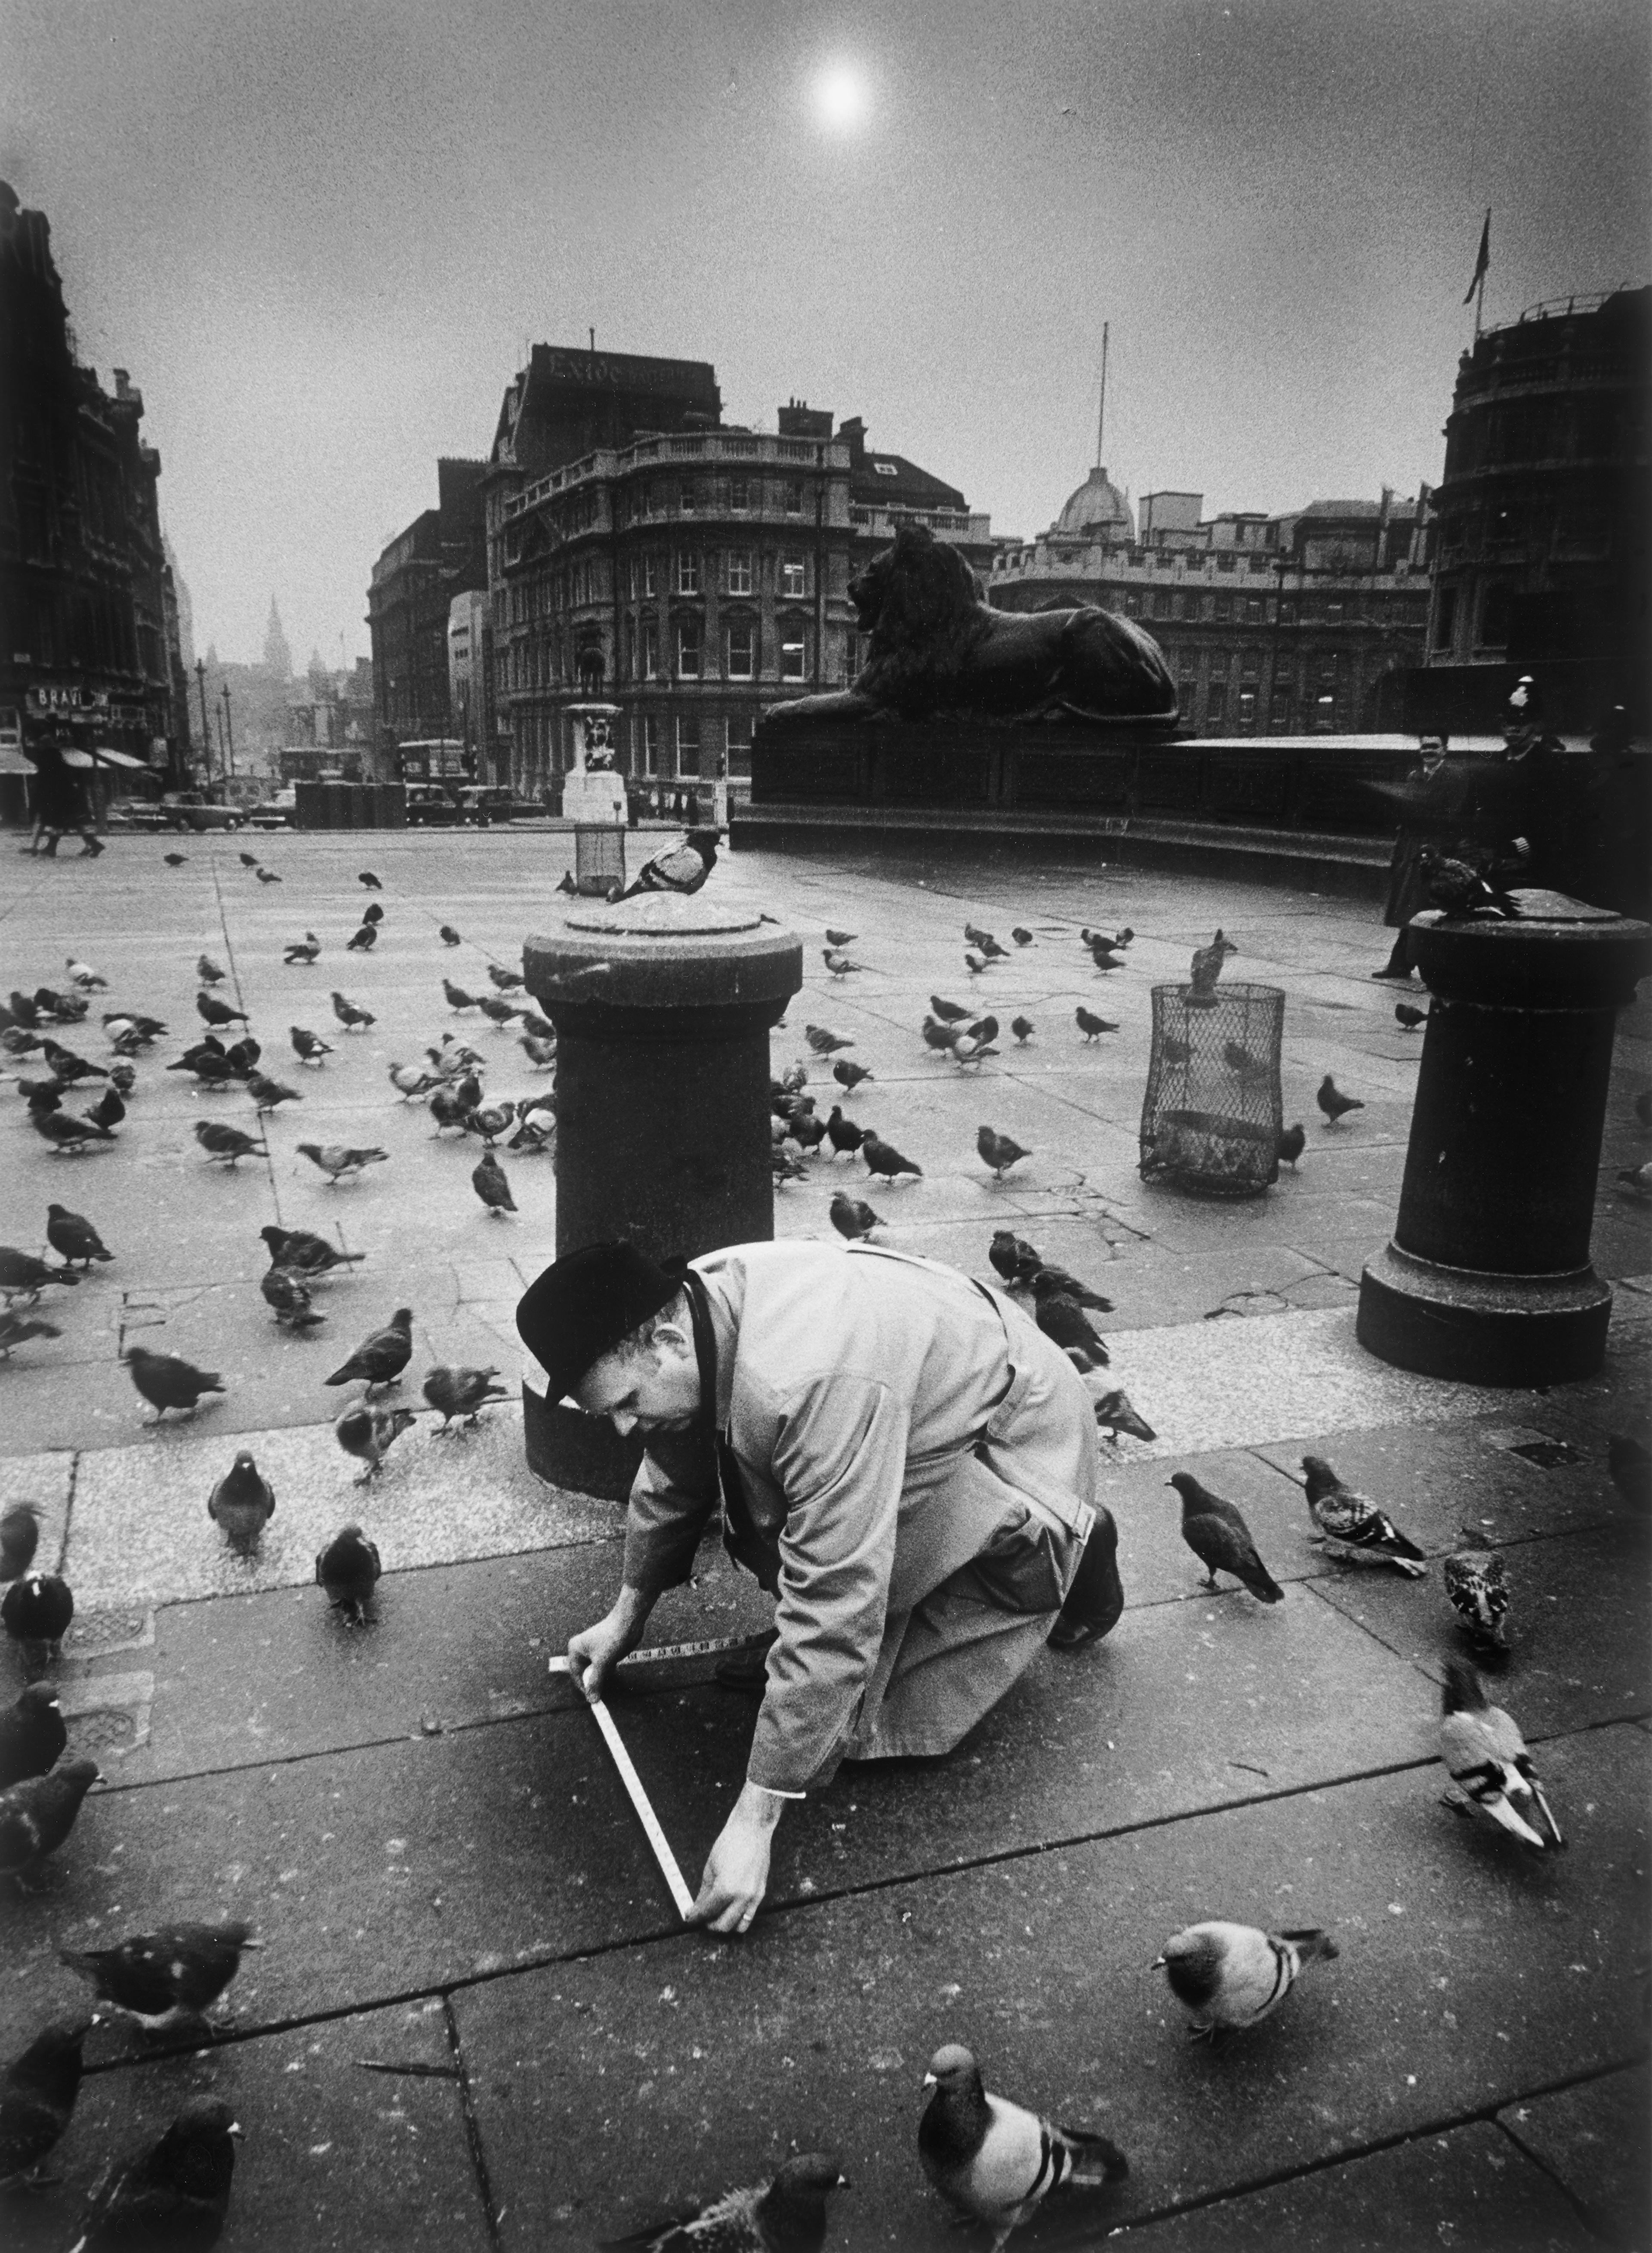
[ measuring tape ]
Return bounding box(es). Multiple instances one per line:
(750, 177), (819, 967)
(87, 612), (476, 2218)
(546, 1631), (768, 1675)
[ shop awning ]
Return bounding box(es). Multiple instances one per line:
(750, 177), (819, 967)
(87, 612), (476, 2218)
(0, 747), (32, 777)
(87, 746), (153, 770)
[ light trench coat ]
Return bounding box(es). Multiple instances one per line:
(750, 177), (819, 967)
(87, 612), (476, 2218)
(621, 1240), (1101, 1795)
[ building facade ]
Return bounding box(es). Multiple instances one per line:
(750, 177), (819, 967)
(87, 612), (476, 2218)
(0, 182), (192, 785)
(366, 458), (487, 769)
(1422, 287), (1649, 730)
(446, 589), (493, 777)
(989, 469), (1430, 735)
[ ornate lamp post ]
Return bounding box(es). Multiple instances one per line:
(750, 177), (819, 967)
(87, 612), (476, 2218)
(221, 683), (236, 780)
(194, 659), (213, 786)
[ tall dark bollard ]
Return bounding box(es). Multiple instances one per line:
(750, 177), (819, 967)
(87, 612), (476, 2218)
(1358, 891), (1649, 1385)
(520, 890), (801, 1494)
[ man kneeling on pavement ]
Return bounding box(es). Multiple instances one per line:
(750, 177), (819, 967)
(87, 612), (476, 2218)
(516, 1237), (1124, 1936)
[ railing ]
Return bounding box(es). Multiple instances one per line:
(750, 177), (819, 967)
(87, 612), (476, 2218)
(501, 431), (846, 521)
(848, 507), (992, 541)
(1514, 291), (1619, 324)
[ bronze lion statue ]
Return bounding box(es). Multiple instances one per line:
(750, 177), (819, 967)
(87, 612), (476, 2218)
(763, 523), (1177, 727)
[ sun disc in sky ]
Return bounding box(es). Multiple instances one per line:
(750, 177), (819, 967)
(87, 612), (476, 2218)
(813, 61), (870, 133)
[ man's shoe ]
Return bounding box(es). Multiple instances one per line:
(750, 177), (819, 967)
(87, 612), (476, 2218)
(715, 1628), (778, 1693)
(1050, 1506), (1124, 1650)
(1370, 965), (1411, 980)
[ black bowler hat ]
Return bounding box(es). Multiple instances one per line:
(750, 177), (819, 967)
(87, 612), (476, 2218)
(515, 1242), (683, 1404)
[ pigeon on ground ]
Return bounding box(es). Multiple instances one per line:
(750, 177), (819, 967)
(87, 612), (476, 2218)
(1187, 929), (1238, 1005)
(0, 1313), (60, 1356)
(439, 924), (463, 946)
(804, 1024), (853, 1056)
(1617, 1161), (1652, 1202)
(225, 1036), (262, 1079)
(951, 1029), (999, 1067)
(0, 1684), (66, 1789)
(334, 1405), (415, 1486)
(473, 1150), (517, 1216)
(358, 871), (382, 890)
(1276, 1123), (1306, 1168)
(1168, 1473), (1284, 1601)
(424, 1365), (508, 1430)
(0, 1249), (78, 1303)
(0, 2016), (89, 2185)
(45, 1206), (112, 1268)
(34, 987), (88, 1023)
(125, 1345), (225, 1420)
(772, 1148), (808, 1185)
(1092, 1389), (1156, 1443)
(61, 1922), (260, 2034)
(66, 959), (107, 991)
(487, 963), (524, 991)
(330, 991), (375, 1031)
(977, 1126), (1031, 1180)
(1034, 1291), (1109, 1370)
(256, 866), (282, 883)
(1438, 1658), (1562, 1849)
(297, 1142), (389, 1183)
(388, 1063), (438, 1101)
(918, 2044), (1127, 2250)
(316, 1522), (383, 1614)
(823, 949), (867, 977)
(922, 1015), (961, 1054)
(778, 1060), (808, 1095)
(1075, 1007), (1117, 1041)
(0, 1571), (72, 1662)
(1028, 1267), (1113, 1313)
(832, 1059), (872, 1091)
(1301, 1454), (1426, 1574)
(259, 1226), (365, 1277)
(361, 903), (383, 926)
(989, 1231), (1043, 1285)
(260, 1265), (324, 1331)
(345, 925), (377, 953)
(238, 851), (260, 869)
(1154, 1921), (1338, 2041)
(598, 2152), (846, 2253)
(325, 1309), (413, 1392)
(108, 1062), (136, 1095)
(284, 934), (321, 966)
(40, 1040), (107, 1084)
(786, 1111), (827, 1154)
(0, 1759), (100, 1886)
(1395, 1002), (1427, 1030)
(521, 1034), (556, 1069)
(508, 1104), (557, 1156)
(1608, 1433), (1651, 1516)
(443, 978), (478, 1011)
(476, 995), (524, 1029)
(1011, 927), (1033, 946)
(824, 928), (857, 947)
(196, 992), (249, 1028)
(930, 996), (971, 1025)
(290, 1026), (335, 1064)
(428, 1085), (474, 1134)
(1011, 1016), (1034, 1043)
(1444, 1543), (1510, 1652)
(196, 954), (226, 985)
(825, 1106), (865, 1158)
(1317, 1074), (1364, 1125)
(66, 2096), (241, 2247)
(829, 1193), (884, 1240)
(195, 1120), (265, 1165)
(0, 1504), (40, 1581)
(208, 1452), (276, 1553)
(964, 951), (992, 974)
(862, 1131), (922, 1183)
(169, 1044), (234, 1088)
(246, 1071), (300, 1113)
(464, 1102), (515, 1145)
(518, 1011), (556, 1041)
(612, 826), (721, 903)
(163, 851), (187, 867)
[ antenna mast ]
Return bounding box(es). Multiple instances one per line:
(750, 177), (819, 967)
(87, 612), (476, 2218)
(1095, 322), (1109, 468)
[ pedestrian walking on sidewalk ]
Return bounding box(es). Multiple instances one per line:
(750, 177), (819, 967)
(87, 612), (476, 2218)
(1373, 731), (1449, 979)
(22, 727), (104, 859)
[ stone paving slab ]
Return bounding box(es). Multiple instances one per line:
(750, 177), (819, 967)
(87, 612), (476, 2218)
(1498, 2064), (1651, 2253)
(452, 1726), (1649, 2251)
(5, 1995), (491, 2253)
(1076, 1445), (1319, 1605)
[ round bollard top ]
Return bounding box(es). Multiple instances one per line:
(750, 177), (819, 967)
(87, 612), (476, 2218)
(1412, 891), (1651, 1010)
(524, 891), (802, 1019)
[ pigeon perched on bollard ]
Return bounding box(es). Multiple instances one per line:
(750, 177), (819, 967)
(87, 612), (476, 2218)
(597, 2152), (846, 2253)
(918, 2043), (1127, 2249)
(1438, 1658), (1562, 1849)
(208, 1452), (276, 1554)
(125, 1345), (225, 1421)
(611, 826), (721, 903)
(0, 1684), (67, 1789)
(60, 1921), (261, 2034)
(0, 2016), (89, 2185)
(334, 1405), (414, 1485)
(66, 2096), (242, 2247)
(423, 1365), (508, 1431)
(316, 1522), (383, 1615)
(1168, 1473), (1283, 1602)
(325, 1310), (414, 1393)
(1301, 1454), (1425, 1574)
(1154, 1921), (1338, 2041)
(0, 1758), (101, 1886)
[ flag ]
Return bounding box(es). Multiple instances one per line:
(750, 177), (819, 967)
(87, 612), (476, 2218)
(1463, 212), (1490, 305)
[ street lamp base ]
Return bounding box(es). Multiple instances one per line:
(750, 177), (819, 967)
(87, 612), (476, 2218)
(1356, 1240), (1612, 1387)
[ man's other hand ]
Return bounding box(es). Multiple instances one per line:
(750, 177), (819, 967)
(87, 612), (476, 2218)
(566, 1586), (650, 1703)
(687, 1781), (786, 1934)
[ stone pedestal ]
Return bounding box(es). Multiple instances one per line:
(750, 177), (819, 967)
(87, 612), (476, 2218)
(1358, 891), (1649, 1385)
(519, 891), (802, 1494)
(561, 769), (628, 826)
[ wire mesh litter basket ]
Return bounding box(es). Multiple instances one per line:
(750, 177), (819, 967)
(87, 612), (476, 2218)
(1140, 981), (1285, 1197)
(573, 825), (626, 897)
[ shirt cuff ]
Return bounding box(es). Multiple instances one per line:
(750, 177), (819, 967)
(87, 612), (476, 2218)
(747, 1780), (806, 1800)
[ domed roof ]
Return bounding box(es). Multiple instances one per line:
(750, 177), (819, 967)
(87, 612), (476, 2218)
(1054, 465), (1134, 541)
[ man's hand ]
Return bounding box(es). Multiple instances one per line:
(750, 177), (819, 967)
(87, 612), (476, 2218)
(687, 1781), (787, 1934)
(565, 1586), (652, 1704)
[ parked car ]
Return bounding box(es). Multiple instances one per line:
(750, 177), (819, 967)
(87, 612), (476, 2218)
(454, 786), (513, 825)
(106, 795), (172, 832)
(248, 787), (297, 829)
(404, 785), (465, 827)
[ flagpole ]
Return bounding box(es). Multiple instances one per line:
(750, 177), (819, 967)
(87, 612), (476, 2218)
(1472, 206), (1490, 339)
(1475, 259), (1487, 340)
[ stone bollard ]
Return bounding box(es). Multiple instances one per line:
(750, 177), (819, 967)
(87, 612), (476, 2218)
(519, 889), (802, 1494)
(1358, 890), (1649, 1386)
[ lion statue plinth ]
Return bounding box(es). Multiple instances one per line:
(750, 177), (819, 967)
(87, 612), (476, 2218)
(763, 524), (1177, 729)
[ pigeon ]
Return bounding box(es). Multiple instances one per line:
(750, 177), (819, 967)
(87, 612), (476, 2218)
(507, 1106), (557, 1156)
(170, 1041), (234, 1086)
(963, 923), (992, 947)
(1011, 1016), (1034, 1043)
(612, 826), (721, 902)
(1421, 849), (1517, 920)
(297, 1142), (389, 1183)
(930, 996), (971, 1024)
(245, 1071), (300, 1114)
(208, 1452), (276, 1553)
(439, 924), (463, 946)
(0, 1684), (66, 1789)
(345, 924), (377, 953)
(486, 963), (525, 991)
(862, 1131), (922, 1183)
(259, 1226), (365, 1277)
(238, 851), (260, 869)
(1034, 1291), (1109, 1370)
(196, 992), (249, 1028)
(389, 1063), (439, 1100)
(429, 1085), (473, 1134)
(260, 1265), (324, 1330)
(1608, 1433), (1651, 1516)
(316, 1522), (383, 1613)
(0, 1249), (78, 1303)
(0, 1759), (100, 1886)
(1011, 928), (1033, 946)
(1028, 1267), (1113, 1313)
(361, 903), (384, 926)
(0, 1313), (61, 1356)
(977, 1125), (1030, 1180)
(778, 1060), (808, 1095)
(1276, 1123), (1306, 1168)
(34, 987), (88, 1023)
(1444, 1544), (1510, 1652)
(825, 1106), (865, 1159)
(804, 1024), (853, 1056)
(0, 1504), (40, 1581)
(423, 1365), (508, 1430)
(325, 1309), (413, 1392)
(1075, 1007), (1116, 1041)
(330, 991), (375, 1031)
(256, 865), (282, 883)
(476, 996), (524, 1030)
(823, 949), (867, 977)
(65, 2096), (241, 2248)
(1395, 1002), (1427, 1030)
(1154, 1922), (1338, 2041)
(358, 870), (382, 889)
(951, 1030), (999, 1067)
(918, 2044), (1127, 2250)
(473, 1150), (518, 1218)
(1317, 1074), (1364, 1125)
(1187, 929), (1238, 1005)
(163, 851), (188, 866)
(195, 1119), (265, 1165)
(45, 1206), (112, 1269)
(1223, 1041), (1267, 1077)
(40, 1040), (108, 1084)
(443, 978), (478, 1011)
(464, 1102), (516, 1145)
(196, 953), (226, 984)
(284, 934), (321, 966)
(290, 1026), (335, 1064)
(787, 1111), (827, 1154)
(1168, 1473), (1283, 1601)
(108, 1062), (136, 1095)
(521, 1034), (557, 1069)
(829, 1192), (884, 1240)
(66, 958), (108, 990)
(1439, 1658), (1562, 1849)
(1300, 1454), (1426, 1574)
(0, 2016), (89, 2186)
(61, 1920), (261, 2034)
(964, 951), (991, 974)
(1617, 1161), (1652, 1202)
(125, 1345), (225, 1420)
(518, 1011), (556, 1041)
(922, 1015), (961, 1054)
(598, 2152), (847, 2253)
(0, 1569), (72, 1661)
(832, 1059), (872, 1091)
(772, 1148), (808, 1184)
(1092, 1388), (1156, 1444)
(334, 1405), (415, 1485)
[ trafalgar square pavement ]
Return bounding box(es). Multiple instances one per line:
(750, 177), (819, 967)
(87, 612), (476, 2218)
(0, 823), (1646, 2253)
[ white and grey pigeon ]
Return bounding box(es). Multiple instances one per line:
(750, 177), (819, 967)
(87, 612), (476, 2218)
(1154, 1921), (1338, 2042)
(918, 2043), (1127, 2250)
(1300, 1453), (1426, 1575)
(1439, 1657), (1563, 1850)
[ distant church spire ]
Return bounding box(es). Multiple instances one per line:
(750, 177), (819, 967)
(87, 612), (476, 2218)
(263, 596), (292, 681)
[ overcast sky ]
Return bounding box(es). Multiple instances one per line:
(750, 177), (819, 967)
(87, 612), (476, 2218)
(5, 0), (1646, 668)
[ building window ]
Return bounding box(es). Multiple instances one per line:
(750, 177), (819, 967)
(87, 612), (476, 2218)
(641, 481), (656, 518)
(1151, 589), (1172, 619)
(727, 713), (753, 777)
(1314, 691), (1336, 730)
(1123, 592), (1142, 618)
(1236, 688), (1257, 730)
(783, 479), (804, 515)
(676, 552), (699, 596)
(1433, 588), (1458, 651)
(780, 629), (807, 681)
(642, 714), (661, 774)
(727, 622), (754, 679)
(1326, 598), (1345, 620)
(642, 555), (656, 598)
(780, 555), (806, 599)
(1213, 592), (1233, 621)
(641, 621), (658, 678)
(677, 621), (701, 678)
(680, 481), (696, 514)
(727, 549), (752, 596)
(1207, 683), (1227, 725)
(729, 476), (750, 512)
(1244, 595), (1264, 622)
(676, 714), (700, 776)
